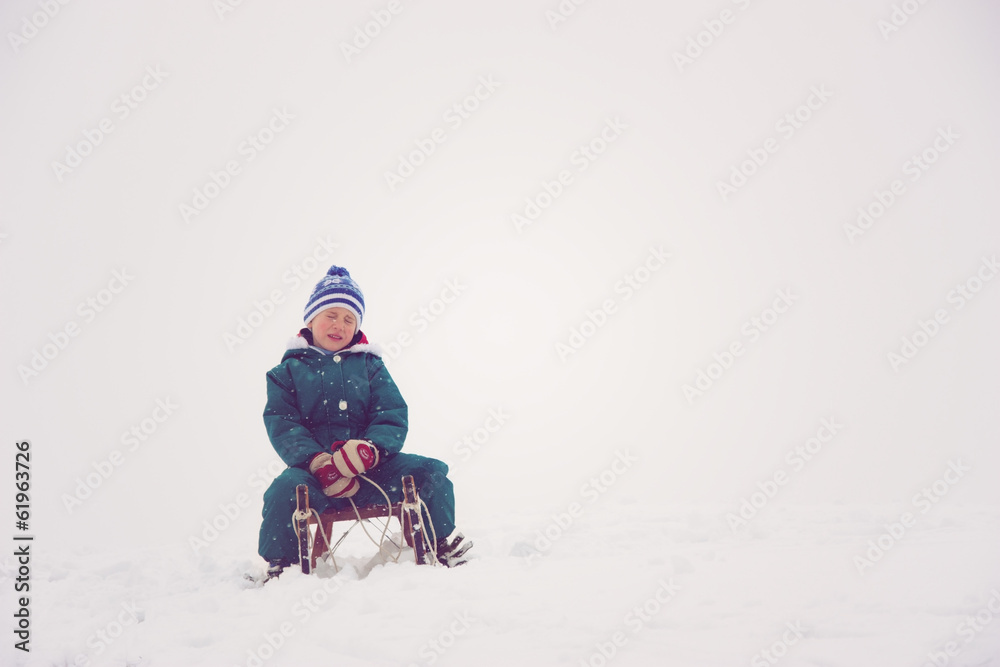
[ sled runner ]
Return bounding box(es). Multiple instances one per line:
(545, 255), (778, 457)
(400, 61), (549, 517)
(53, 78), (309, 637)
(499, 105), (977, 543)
(293, 475), (435, 573)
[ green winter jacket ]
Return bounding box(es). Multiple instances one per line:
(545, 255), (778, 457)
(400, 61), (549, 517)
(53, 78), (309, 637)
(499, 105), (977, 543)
(263, 334), (408, 468)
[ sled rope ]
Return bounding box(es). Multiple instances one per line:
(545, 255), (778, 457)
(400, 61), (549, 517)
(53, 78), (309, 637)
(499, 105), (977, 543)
(292, 506), (341, 572)
(311, 507), (338, 571)
(418, 497), (438, 561)
(294, 475), (440, 569)
(355, 474), (439, 564)
(352, 474), (402, 564)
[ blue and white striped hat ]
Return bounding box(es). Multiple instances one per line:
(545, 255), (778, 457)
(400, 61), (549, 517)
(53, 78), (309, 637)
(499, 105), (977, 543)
(303, 265), (365, 326)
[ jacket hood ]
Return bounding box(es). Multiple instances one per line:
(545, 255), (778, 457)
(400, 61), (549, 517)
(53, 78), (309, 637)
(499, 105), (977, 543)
(283, 328), (383, 359)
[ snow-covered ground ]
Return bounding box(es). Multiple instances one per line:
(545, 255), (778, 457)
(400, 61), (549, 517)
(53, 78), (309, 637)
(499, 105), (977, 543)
(11, 502), (1000, 666)
(3, 1), (1000, 665)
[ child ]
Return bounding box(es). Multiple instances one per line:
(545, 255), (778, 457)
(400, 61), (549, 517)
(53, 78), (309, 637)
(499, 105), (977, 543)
(258, 265), (471, 579)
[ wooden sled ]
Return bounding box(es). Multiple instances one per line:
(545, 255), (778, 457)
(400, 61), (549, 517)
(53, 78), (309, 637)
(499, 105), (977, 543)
(293, 475), (434, 573)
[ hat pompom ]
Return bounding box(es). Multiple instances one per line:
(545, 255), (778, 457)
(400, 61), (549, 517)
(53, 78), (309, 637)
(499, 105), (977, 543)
(326, 265), (351, 278)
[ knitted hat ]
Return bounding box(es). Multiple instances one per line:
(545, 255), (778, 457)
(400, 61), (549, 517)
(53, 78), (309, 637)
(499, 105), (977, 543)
(304, 266), (365, 326)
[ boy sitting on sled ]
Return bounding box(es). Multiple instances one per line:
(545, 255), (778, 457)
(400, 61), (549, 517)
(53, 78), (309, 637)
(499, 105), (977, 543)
(257, 265), (471, 579)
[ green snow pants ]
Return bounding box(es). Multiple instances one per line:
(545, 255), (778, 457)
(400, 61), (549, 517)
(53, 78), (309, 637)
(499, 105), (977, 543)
(258, 452), (455, 565)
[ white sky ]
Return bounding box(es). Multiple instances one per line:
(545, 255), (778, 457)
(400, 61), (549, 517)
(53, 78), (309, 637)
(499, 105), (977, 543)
(1, 0), (999, 548)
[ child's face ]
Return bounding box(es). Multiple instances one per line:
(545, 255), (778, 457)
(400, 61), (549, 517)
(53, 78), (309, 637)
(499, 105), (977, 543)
(307, 307), (357, 352)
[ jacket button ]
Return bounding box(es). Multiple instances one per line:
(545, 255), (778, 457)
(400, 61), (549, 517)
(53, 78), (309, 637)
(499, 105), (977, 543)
(339, 400), (347, 410)
(333, 355), (341, 363)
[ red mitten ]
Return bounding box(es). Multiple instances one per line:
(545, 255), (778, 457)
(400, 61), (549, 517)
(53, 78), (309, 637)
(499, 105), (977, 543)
(331, 439), (380, 477)
(309, 452), (360, 498)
